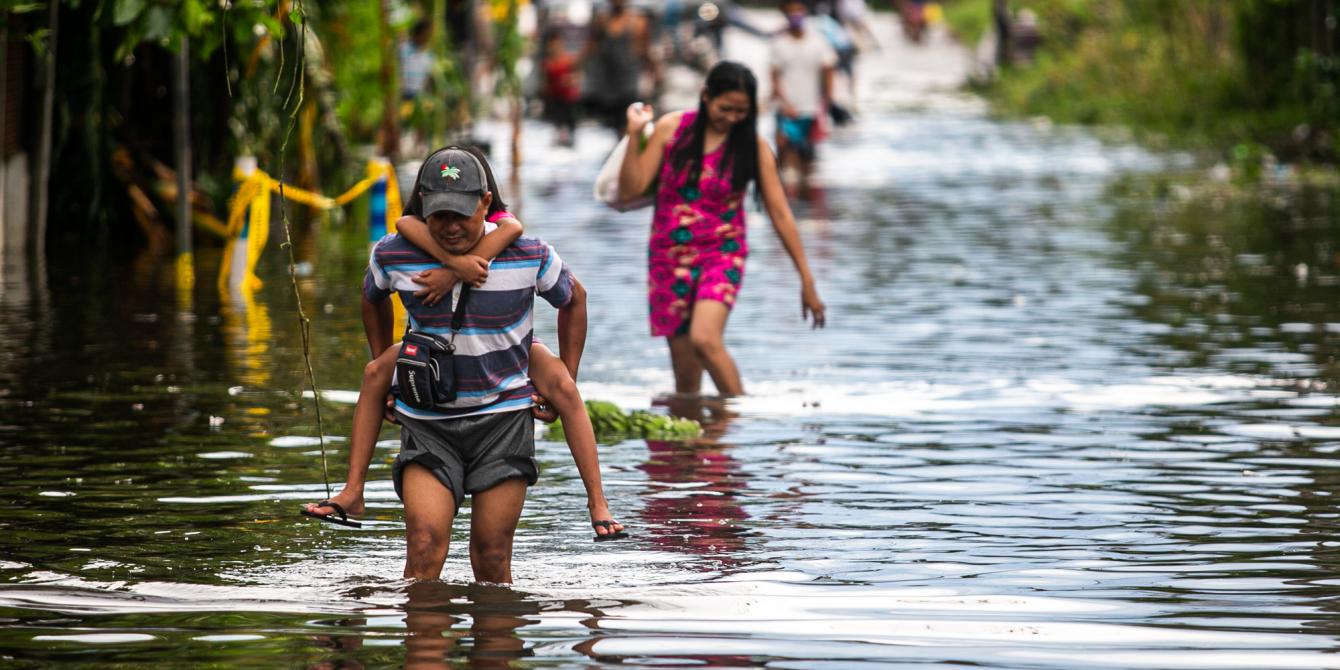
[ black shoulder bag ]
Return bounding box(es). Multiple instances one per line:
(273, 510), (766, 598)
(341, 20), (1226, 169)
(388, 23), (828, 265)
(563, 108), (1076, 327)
(396, 286), (470, 411)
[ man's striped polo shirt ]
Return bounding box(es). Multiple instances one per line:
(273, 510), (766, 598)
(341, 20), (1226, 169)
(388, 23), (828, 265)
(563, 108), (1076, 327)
(363, 232), (576, 420)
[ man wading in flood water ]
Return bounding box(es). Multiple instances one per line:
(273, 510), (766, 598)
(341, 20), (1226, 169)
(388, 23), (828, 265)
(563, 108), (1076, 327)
(361, 147), (602, 581)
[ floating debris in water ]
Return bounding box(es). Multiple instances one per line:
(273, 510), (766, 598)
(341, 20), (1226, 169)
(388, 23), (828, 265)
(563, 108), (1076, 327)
(544, 400), (702, 443)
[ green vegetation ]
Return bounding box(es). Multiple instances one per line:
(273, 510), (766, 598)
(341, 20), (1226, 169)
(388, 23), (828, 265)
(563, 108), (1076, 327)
(10, 0), (525, 254)
(544, 400), (704, 443)
(943, 0), (1339, 165)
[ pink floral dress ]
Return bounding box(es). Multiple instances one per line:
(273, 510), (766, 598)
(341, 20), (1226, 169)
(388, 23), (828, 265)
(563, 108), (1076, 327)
(647, 111), (749, 337)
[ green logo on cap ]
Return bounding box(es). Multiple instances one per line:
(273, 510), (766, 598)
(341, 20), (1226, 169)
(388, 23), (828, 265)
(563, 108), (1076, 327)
(440, 165), (461, 180)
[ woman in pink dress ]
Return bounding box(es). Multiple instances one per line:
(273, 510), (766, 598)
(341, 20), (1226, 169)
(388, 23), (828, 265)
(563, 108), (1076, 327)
(618, 61), (826, 396)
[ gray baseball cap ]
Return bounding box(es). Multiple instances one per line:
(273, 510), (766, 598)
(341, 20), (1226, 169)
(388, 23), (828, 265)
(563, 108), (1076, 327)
(416, 147), (487, 217)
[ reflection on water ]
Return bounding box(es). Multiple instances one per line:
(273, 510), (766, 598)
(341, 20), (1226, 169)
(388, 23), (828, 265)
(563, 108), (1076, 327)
(640, 400), (749, 568)
(7, 31), (1340, 670)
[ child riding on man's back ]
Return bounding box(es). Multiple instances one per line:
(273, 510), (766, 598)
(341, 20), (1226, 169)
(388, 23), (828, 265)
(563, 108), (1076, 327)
(304, 146), (625, 543)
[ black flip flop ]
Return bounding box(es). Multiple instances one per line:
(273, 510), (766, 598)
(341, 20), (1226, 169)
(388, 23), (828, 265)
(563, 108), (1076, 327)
(301, 500), (363, 528)
(592, 520), (628, 542)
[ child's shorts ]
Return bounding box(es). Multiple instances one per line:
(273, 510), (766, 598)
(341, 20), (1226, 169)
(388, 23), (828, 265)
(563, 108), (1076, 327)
(392, 409), (538, 510)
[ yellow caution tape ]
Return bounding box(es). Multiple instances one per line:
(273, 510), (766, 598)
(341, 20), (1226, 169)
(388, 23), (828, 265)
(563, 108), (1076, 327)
(220, 160), (402, 296)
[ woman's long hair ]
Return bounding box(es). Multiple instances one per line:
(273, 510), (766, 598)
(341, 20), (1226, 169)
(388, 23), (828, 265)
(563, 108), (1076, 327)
(668, 61), (760, 194)
(403, 145), (509, 218)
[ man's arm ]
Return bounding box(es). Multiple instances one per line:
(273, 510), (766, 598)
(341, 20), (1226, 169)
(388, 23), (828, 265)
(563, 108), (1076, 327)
(822, 64), (835, 108)
(361, 293), (395, 359)
(771, 66), (796, 118)
(555, 278), (588, 380)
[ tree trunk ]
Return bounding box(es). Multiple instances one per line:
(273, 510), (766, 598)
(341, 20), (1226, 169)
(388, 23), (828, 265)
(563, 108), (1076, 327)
(379, 0), (399, 161)
(30, 0), (57, 260)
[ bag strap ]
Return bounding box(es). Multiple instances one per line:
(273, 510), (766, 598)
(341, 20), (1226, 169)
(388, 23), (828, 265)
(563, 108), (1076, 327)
(447, 285), (471, 347)
(402, 284), (472, 343)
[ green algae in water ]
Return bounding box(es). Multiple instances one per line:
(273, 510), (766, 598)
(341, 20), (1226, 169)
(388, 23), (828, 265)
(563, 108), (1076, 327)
(544, 400), (702, 443)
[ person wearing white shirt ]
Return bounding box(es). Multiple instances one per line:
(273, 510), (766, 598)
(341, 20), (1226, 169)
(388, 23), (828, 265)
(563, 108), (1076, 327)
(768, 1), (837, 197)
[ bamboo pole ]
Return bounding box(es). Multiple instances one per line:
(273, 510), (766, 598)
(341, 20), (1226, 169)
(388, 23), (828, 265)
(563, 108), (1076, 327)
(173, 36), (194, 296)
(31, 0), (56, 260)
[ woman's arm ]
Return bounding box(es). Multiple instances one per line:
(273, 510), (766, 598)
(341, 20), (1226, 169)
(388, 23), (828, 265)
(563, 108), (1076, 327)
(756, 136), (827, 328)
(617, 108), (681, 202)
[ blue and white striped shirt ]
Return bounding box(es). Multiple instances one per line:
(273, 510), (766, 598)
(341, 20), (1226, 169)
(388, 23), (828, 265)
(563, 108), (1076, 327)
(364, 233), (576, 420)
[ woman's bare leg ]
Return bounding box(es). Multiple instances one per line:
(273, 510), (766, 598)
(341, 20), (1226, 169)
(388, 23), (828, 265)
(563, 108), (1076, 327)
(687, 300), (744, 396)
(667, 335), (704, 394)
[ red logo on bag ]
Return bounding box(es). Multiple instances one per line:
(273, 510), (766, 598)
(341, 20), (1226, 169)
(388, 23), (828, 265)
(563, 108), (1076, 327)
(404, 344), (418, 356)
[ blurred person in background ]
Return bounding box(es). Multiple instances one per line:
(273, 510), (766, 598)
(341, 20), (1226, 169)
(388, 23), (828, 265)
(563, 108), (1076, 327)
(769, 0), (836, 197)
(813, 1), (858, 125)
(894, 0), (930, 43)
(400, 19), (435, 104)
(399, 18), (436, 152)
(542, 30), (582, 147)
(837, 0), (878, 48)
(585, 0), (659, 137)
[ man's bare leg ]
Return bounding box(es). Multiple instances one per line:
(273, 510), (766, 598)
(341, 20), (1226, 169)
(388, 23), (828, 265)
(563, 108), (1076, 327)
(468, 477), (528, 584)
(401, 463), (458, 580)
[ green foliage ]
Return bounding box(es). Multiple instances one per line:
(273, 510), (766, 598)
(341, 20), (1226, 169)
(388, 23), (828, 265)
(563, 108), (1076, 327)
(493, 0), (524, 98)
(941, 0), (993, 45)
(317, 1), (404, 142)
(544, 400), (704, 443)
(947, 0), (1340, 164)
(94, 0), (279, 59)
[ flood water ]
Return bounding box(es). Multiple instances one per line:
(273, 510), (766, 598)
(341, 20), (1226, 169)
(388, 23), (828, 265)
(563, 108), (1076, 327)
(6, 19), (1340, 670)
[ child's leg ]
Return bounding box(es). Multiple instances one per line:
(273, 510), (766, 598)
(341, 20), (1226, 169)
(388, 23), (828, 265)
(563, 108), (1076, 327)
(529, 343), (625, 537)
(304, 343), (401, 519)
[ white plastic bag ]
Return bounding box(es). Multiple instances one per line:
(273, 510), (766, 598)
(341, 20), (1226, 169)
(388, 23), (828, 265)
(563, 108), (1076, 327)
(593, 122), (655, 212)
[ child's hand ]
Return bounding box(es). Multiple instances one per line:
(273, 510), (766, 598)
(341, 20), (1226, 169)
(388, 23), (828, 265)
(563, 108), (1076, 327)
(447, 254), (490, 287)
(530, 393), (559, 423)
(412, 268), (457, 306)
(383, 392), (400, 424)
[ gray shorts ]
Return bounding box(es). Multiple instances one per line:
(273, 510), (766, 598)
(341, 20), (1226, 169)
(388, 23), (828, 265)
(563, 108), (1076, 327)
(392, 409), (538, 510)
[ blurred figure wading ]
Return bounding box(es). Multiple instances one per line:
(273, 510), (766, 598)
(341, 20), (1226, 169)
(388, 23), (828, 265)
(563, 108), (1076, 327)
(584, 0), (659, 136)
(769, 0), (837, 198)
